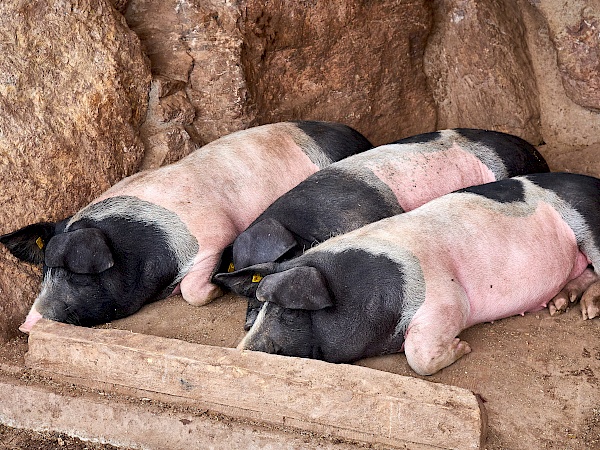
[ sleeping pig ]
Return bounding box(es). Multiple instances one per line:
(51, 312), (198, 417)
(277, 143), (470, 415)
(214, 173), (600, 375)
(212, 128), (549, 329)
(1, 121), (372, 332)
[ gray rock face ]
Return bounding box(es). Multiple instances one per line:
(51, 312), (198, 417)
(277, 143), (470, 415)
(125, 0), (252, 148)
(531, 1), (600, 111)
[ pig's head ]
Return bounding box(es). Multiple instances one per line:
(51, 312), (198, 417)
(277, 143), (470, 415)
(1, 196), (198, 331)
(214, 218), (302, 274)
(214, 249), (410, 363)
(212, 218), (304, 330)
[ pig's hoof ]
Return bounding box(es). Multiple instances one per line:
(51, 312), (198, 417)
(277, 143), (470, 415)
(452, 337), (472, 356)
(549, 287), (580, 315)
(581, 281), (600, 320)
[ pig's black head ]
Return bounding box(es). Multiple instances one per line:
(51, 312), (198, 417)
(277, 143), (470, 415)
(1, 196), (198, 328)
(216, 249), (411, 363)
(212, 218), (302, 279)
(212, 218), (304, 330)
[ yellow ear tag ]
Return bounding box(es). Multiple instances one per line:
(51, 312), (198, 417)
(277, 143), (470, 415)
(252, 274), (263, 283)
(227, 262), (235, 273)
(35, 237), (44, 250)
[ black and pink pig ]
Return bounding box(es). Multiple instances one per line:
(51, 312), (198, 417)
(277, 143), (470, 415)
(1, 121), (372, 332)
(213, 128), (549, 329)
(214, 173), (600, 375)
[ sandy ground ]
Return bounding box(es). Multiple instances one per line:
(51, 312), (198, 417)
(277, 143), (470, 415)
(0, 423), (123, 450)
(92, 291), (600, 450)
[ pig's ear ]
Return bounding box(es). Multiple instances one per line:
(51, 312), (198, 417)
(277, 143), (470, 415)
(45, 228), (114, 274)
(257, 266), (333, 310)
(212, 262), (277, 297)
(0, 221), (61, 264)
(233, 218), (299, 267)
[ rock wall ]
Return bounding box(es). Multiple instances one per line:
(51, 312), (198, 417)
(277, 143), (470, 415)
(242, 0), (437, 145)
(124, 0), (252, 168)
(123, 0), (600, 150)
(519, 0), (600, 174)
(1, 0), (599, 340)
(424, 0), (542, 145)
(0, 0), (150, 341)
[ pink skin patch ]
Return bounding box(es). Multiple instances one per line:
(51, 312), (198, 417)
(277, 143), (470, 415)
(405, 200), (585, 328)
(369, 143), (496, 211)
(19, 306), (43, 334)
(390, 195), (587, 375)
(89, 123), (321, 307)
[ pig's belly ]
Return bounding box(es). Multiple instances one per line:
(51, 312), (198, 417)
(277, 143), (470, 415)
(463, 248), (588, 326)
(368, 143), (496, 212)
(410, 201), (587, 327)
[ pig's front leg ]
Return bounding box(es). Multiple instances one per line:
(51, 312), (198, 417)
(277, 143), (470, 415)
(403, 284), (471, 376)
(179, 254), (224, 306)
(581, 279), (600, 320)
(548, 267), (599, 316)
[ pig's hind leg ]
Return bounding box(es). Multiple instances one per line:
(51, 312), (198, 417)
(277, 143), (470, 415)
(548, 267), (599, 316)
(403, 287), (471, 376)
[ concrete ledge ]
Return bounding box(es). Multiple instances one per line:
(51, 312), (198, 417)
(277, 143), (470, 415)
(25, 320), (487, 449)
(0, 374), (363, 449)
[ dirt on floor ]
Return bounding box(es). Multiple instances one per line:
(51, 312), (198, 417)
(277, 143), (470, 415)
(1, 291), (599, 450)
(91, 290), (600, 450)
(0, 423), (125, 450)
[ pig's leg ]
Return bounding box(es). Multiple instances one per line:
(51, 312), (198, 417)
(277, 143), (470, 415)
(403, 286), (471, 376)
(548, 267), (599, 315)
(180, 255), (224, 306)
(581, 279), (600, 320)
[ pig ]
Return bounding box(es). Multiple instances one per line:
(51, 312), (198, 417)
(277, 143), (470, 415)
(0, 121), (373, 332)
(212, 128), (549, 329)
(213, 172), (600, 375)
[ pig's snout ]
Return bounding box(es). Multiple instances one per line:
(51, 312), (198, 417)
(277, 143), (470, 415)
(19, 306), (43, 334)
(237, 331), (282, 355)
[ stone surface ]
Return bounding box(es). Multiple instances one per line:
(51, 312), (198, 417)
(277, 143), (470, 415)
(138, 77), (196, 170)
(531, 1), (600, 111)
(518, 0), (600, 149)
(108, 0), (129, 13)
(125, 0), (253, 147)
(124, 0), (436, 147)
(424, 0), (543, 145)
(0, 253), (41, 343)
(0, 0), (150, 341)
(0, 375), (360, 450)
(243, 0), (436, 145)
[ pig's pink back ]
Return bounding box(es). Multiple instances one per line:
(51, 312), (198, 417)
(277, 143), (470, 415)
(94, 123), (320, 243)
(365, 143), (496, 211)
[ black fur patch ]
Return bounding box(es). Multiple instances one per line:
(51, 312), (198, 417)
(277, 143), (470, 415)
(36, 216), (180, 327)
(458, 178), (526, 203)
(391, 130), (442, 145)
(274, 248), (409, 363)
(245, 168), (403, 256)
(292, 121), (373, 162)
(456, 128), (549, 175)
(0, 219), (70, 265)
